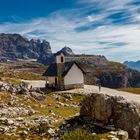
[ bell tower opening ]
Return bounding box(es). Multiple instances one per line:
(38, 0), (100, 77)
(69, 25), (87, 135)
(61, 56), (64, 63)
(56, 52), (65, 64)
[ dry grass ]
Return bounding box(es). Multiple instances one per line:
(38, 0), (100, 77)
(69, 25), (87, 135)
(0, 91), (10, 102)
(0, 91), (85, 139)
(59, 129), (123, 140)
(0, 92), (84, 118)
(24, 93), (82, 118)
(0, 61), (47, 81)
(119, 88), (140, 94)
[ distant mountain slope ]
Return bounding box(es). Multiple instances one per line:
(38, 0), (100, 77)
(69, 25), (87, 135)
(37, 46), (74, 64)
(124, 61), (140, 72)
(0, 33), (75, 65)
(65, 55), (140, 88)
(0, 33), (52, 63)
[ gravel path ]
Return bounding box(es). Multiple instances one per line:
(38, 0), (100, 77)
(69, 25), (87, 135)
(21, 80), (46, 88)
(84, 85), (140, 104)
(20, 80), (140, 104)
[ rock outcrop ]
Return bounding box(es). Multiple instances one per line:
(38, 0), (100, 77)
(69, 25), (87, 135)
(80, 93), (140, 140)
(58, 46), (74, 55)
(0, 33), (52, 63)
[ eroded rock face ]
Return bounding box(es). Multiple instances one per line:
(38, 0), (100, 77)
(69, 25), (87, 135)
(80, 93), (140, 140)
(0, 33), (52, 61)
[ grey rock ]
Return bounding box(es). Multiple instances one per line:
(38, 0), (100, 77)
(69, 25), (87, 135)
(47, 128), (56, 137)
(0, 126), (5, 133)
(0, 102), (5, 108)
(117, 130), (128, 140)
(63, 94), (73, 100)
(30, 92), (45, 101)
(80, 93), (140, 140)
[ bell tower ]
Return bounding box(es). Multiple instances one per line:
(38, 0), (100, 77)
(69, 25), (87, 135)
(55, 52), (65, 90)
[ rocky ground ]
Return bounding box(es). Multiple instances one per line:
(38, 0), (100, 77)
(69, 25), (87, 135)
(0, 82), (85, 140)
(0, 82), (139, 140)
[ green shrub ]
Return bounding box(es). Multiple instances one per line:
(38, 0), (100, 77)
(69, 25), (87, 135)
(37, 123), (49, 134)
(60, 129), (100, 140)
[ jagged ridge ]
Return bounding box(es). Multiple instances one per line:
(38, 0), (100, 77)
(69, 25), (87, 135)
(0, 33), (52, 62)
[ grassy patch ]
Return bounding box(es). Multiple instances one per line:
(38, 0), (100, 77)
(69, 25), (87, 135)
(0, 61), (46, 80)
(0, 92), (84, 118)
(0, 91), (10, 102)
(0, 91), (86, 140)
(60, 130), (128, 140)
(119, 88), (140, 94)
(37, 123), (49, 133)
(0, 135), (18, 140)
(3, 78), (25, 86)
(14, 71), (45, 80)
(24, 93), (82, 118)
(60, 129), (100, 140)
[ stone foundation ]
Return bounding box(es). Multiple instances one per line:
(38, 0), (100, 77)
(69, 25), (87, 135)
(64, 83), (84, 90)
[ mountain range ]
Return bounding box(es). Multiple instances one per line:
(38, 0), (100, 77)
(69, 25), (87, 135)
(0, 33), (140, 88)
(0, 33), (52, 63)
(0, 33), (75, 65)
(124, 61), (140, 72)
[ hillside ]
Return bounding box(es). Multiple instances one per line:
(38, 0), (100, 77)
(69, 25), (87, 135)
(65, 55), (140, 88)
(0, 33), (140, 88)
(124, 61), (140, 72)
(0, 60), (47, 84)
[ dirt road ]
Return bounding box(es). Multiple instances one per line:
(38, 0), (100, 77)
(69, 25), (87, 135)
(21, 80), (46, 88)
(20, 80), (140, 104)
(84, 85), (140, 104)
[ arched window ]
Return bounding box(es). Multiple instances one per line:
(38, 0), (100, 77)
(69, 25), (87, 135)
(61, 56), (64, 63)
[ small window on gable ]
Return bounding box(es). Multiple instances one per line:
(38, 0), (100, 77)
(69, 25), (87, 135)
(61, 56), (64, 63)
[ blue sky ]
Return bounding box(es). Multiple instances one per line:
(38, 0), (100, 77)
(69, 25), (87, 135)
(0, 0), (140, 62)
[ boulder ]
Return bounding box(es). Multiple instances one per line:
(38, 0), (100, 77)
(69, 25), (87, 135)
(80, 94), (113, 124)
(30, 92), (45, 101)
(80, 93), (140, 140)
(47, 128), (56, 137)
(117, 130), (128, 140)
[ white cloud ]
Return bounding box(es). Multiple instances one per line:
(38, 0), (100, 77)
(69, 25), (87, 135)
(87, 15), (94, 22)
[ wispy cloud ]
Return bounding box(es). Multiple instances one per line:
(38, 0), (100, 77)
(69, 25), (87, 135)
(0, 0), (140, 62)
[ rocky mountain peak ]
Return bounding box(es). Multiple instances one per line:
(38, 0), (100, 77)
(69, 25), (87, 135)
(60, 46), (75, 55)
(0, 33), (52, 60)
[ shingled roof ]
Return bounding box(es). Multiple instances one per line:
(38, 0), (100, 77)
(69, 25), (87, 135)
(43, 61), (84, 77)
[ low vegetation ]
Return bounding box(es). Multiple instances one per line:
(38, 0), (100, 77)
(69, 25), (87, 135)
(0, 91), (85, 139)
(0, 61), (46, 82)
(59, 129), (115, 140)
(60, 129), (100, 140)
(119, 88), (140, 94)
